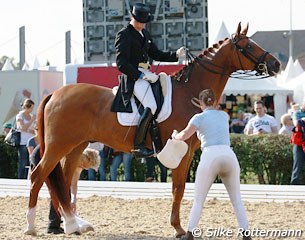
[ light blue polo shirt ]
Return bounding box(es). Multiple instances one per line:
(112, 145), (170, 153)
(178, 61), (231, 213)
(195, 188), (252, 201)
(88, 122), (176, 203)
(189, 109), (230, 149)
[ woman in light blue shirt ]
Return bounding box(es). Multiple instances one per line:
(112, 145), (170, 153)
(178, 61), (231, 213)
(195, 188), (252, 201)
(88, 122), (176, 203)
(173, 89), (251, 240)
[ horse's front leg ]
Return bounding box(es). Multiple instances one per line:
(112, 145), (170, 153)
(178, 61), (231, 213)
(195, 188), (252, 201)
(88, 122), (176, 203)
(170, 155), (192, 238)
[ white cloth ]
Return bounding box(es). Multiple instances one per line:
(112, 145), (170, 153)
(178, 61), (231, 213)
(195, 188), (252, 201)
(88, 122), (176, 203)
(117, 75), (172, 126)
(157, 138), (188, 169)
(187, 145), (249, 232)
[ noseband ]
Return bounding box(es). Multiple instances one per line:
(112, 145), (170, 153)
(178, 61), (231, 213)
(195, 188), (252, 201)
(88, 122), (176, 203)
(232, 35), (269, 75)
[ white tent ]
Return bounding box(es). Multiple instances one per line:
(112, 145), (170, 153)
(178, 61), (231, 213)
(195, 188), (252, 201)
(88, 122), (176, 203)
(29, 56), (41, 70)
(210, 21), (230, 46)
(2, 59), (14, 71)
(294, 59), (304, 77)
(286, 71), (305, 104)
(223, 77), (293, 125)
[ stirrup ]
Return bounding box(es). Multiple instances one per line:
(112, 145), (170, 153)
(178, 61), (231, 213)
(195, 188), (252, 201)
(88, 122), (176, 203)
(131, 147), (154, 159)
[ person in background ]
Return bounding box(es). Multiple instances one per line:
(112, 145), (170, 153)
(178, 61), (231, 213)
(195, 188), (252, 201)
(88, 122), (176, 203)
(145, 156), (167, 182)
(230, 110), (247, 134)
(2, 122), (12, 136)
(16, 98), (36, 179)
(288, 102), (300, 116)
(244, 100), (278, 135)
(87, 142), (106, 181)
(70, 148), (100, 213)
(290, 99), (305, 185)
(278, 113), (294, 136)
(173, 89), (251, 240)
(26, 126), (39, 155)
(111, 3), (186, 159)
(110, 151), (133, 181)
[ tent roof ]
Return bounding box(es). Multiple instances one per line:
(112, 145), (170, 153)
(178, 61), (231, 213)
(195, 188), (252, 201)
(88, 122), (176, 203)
(223, 76), (293, 96)
(2, 59), (14, 71)
(211, 21), (230, 45)
(294, 59), (304, 76)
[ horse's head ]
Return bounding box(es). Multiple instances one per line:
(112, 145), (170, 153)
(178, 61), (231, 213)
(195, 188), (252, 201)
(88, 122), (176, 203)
(230, 22), (281, 76)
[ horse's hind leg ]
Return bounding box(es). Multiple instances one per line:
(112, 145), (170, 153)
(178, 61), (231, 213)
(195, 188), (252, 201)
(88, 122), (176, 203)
(24, 146), (67, 235)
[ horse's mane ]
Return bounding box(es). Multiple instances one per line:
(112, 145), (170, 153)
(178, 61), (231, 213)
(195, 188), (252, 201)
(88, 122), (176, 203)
(171, 38), (229, 80)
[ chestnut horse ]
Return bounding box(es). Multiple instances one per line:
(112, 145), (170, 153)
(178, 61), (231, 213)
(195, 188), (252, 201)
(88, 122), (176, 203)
(24, 23), (280, 236)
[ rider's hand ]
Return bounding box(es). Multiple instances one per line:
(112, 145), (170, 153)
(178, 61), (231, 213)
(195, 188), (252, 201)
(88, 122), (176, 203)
(142, 72), (159, 83)
(176, 46), (186, 58)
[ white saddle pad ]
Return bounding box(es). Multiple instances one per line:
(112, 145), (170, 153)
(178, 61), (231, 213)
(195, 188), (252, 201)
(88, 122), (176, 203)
(117, 75), (172, 126)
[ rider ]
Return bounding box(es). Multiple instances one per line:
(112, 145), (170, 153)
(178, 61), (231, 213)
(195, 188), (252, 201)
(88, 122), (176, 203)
(111, 3), (186, 159)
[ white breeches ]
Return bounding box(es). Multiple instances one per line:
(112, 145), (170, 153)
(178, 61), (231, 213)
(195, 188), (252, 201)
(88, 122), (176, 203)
(187, 145), (249, 232)
(134, 78), (157, 115)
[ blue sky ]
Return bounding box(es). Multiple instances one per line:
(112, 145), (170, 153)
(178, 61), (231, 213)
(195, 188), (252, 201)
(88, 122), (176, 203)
(0, 0), (304, 67)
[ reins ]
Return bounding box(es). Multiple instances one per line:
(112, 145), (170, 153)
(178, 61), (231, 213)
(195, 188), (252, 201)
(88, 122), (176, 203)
(177, 36), (272, 82)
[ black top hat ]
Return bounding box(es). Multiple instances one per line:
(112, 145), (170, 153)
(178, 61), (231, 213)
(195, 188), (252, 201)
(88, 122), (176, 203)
(130, 3), (153, 23)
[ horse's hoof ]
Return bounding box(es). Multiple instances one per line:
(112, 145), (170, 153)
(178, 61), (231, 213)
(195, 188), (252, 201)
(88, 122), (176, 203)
(174, 230), (186, 238)
(75, 215), (94, 233)
(24, 228), (37, 236)
(80, 225), (94, 233)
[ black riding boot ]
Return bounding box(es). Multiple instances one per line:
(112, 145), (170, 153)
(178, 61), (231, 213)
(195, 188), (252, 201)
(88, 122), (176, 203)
(132, 107), (154, 159)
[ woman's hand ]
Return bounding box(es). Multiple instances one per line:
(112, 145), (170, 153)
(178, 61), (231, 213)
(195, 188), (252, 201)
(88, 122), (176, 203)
(171, 130), (178, 139)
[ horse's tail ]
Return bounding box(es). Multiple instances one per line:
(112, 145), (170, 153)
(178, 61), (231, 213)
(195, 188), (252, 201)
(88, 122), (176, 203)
(37, 94), (52, 156)
(36, 93), (71, 211)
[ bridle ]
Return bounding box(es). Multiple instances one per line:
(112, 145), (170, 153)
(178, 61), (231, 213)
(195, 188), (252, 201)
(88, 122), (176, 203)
(232, 34), (269, 78)
(177, 35), (271, 82)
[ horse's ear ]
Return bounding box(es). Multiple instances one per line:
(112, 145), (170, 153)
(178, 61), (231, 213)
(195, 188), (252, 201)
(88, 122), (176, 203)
(235, 22), (242, 36)
(241, 23), (249, 35)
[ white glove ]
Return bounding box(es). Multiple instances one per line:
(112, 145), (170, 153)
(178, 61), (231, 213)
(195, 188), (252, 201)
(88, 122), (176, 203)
(176, 46), (186, 58)
(171, 130), (179, 139)
(142, 72), (159, 83)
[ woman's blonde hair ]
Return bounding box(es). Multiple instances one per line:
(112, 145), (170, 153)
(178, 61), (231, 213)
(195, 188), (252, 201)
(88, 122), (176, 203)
(81, 148), (101, 171)
(280, 113), (292, 125)
(198, 89), (215, 106)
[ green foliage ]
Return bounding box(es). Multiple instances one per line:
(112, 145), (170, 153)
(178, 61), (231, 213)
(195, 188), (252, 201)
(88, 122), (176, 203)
(185, 134), (295, 184)
(0, 135), (18, 178)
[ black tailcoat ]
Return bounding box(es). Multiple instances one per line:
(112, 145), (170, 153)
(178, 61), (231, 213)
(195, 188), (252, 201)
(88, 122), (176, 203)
(111, 24), (178, 113)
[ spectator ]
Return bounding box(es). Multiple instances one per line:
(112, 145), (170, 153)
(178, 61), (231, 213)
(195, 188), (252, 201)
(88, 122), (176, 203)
(26, 125), (39, 155)
(16, 98), (36, 179)
(145, 156), (167, 182)
(87, 142), (106, 181)
(70, 148), (100, 213)
(278, 113), (294, 136)
(2, 122), (12, 136)
(110, 151), (133, 181)
(244, 100), (278, 135)
(230, 110), (247, 134)
(288, 102), (300, 116)
(291, 100), (305, 185)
